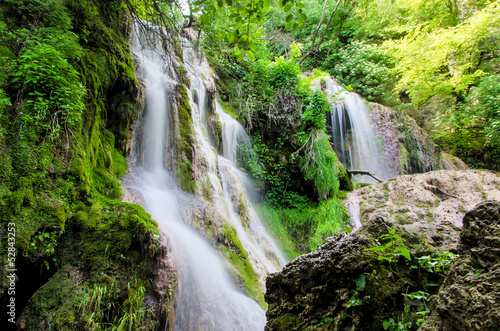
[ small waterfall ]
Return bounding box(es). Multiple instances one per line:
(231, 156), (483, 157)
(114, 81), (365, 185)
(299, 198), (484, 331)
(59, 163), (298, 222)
(181, 34), (286, 276)
(216, 102), (250, 163)
(323, 78), (396, 182)
(125, 23), (285, 331)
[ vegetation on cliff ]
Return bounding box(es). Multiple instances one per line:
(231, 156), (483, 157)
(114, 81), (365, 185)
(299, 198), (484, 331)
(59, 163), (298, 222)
(1, 0), (499, 329)
(0, 0), (176, 329)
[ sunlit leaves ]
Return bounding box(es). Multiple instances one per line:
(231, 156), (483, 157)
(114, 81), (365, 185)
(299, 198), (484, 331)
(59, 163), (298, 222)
(194, 0), (307, 58)
(385, 2), (500, 105)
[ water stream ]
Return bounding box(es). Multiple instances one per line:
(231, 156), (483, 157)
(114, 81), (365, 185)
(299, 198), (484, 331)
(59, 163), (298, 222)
(323, 78), (396, 182)
(123, 23), (285, 330)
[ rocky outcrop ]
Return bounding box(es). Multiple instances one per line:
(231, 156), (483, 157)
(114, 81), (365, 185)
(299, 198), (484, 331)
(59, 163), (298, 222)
(265, 170), (500, 330)
(370, 103), (455, 175)
(345, 170), (500, 249)
(419, 200), (500, 330)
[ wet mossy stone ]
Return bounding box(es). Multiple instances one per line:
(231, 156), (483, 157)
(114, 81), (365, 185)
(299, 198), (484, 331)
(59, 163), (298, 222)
(18, 265), (83, 330)
(174, 84), (196, 194)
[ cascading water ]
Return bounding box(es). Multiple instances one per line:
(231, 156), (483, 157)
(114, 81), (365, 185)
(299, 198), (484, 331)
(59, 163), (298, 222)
(323, 78), (396, 182)
(124, 23), (285, 330)
(181, 33), (286, 280)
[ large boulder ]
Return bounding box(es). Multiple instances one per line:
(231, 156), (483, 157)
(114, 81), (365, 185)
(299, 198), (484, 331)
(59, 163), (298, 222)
(419, 200), (500, 330)
(265, 170), (500, 330)
(344, 170), (500, 250)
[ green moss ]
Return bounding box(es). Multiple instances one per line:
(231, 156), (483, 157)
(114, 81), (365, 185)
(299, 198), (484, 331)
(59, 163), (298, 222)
(171, 37), (183, 59)
(220, 224), (262, 306)
(309, 198), (349, 250)
(219, 101), (240, 120)
(277, 313), (299, 330)
(19, 265), (83, 330)
(175, 85), (197, 193)
(398, 143), (410, 174)
(174, 61), (190, 87)
(0, 1), (165, 328)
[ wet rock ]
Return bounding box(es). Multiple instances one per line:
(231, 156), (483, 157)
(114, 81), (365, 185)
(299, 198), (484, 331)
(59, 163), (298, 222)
(156, 232), (178, 331)
(266, 171), (500, 330)
(419, 201), (500, 331)
(345, 170), (500, 252)
(265, 232), (373, 330)
(370, 103), (444, 175)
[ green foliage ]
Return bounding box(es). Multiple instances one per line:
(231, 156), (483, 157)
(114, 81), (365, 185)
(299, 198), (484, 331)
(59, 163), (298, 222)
(385, 2), (500, 106)
(382, 290), (430, 330)
(12, 40), (86, 139)
(300, 131), (340, 200)
(346, 273), (369, 308)
(195, 0), (307, 58)
(258, 196), (347, 254)
(264, 0), (350, 65)
(0, 2), (162, 329)
(352, 0), (469, 40)
(308, 197), (346, 250)
(25, 230), (61, 269)
(76, 278), (156, 330)
(434, 74), (500, 170)
(367, 228), (411, 263)
(416, 251), (458, 275)
(324, 41), (396, 104)
(269, 56), (301, 89)
(366, 228), (459, 329)
(301, 90), (329, 131)
(310, 316), (333, 326)
(471, 75), (500, 146)
(5, 0), (72, 30)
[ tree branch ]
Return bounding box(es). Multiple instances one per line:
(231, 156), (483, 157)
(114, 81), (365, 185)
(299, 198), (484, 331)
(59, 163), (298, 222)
(298, 0), (329, 65)
(298, 0), (342, 65)
(315, 0), (342, 52)
(347, 169), (383, 182)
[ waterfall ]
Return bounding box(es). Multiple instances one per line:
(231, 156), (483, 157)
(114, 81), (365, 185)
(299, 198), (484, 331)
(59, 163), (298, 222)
(124, 23), (285, 331)
(323, 78), (396, 182)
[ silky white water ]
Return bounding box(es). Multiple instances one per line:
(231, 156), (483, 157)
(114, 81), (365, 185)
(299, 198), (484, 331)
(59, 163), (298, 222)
(324, 78), (396, 182)
(125, 23), (285, 330)
(181, 34), (286, 277)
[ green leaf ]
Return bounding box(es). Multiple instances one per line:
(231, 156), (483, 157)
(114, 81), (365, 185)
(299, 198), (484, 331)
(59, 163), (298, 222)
(354, 274), (366, 291)
(286, 14), (293, 22)
(217, 0), (224, 7)
(225, 0), (233, 5)
(234, 49), (243, 62)
(246, 50), (255, 60)
(383, 320), (390, 330)
(367, 241), (393, 251)
(297, 2), (305, 8)
(284, 3), (292, 12)
(397, 246), (412, 261)
(298, 13), (306, 25)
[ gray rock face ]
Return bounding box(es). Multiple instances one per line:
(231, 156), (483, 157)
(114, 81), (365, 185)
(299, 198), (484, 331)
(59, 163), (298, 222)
(345, 170), (500, 250)
(370, 103), (444, 175)
(265, 170), (500, 330)
(419, 200), (500, 331)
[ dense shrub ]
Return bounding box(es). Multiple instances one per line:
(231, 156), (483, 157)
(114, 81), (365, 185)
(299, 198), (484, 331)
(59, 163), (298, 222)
(434, 74), (500, 170)
(323, 41), (396, 104)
